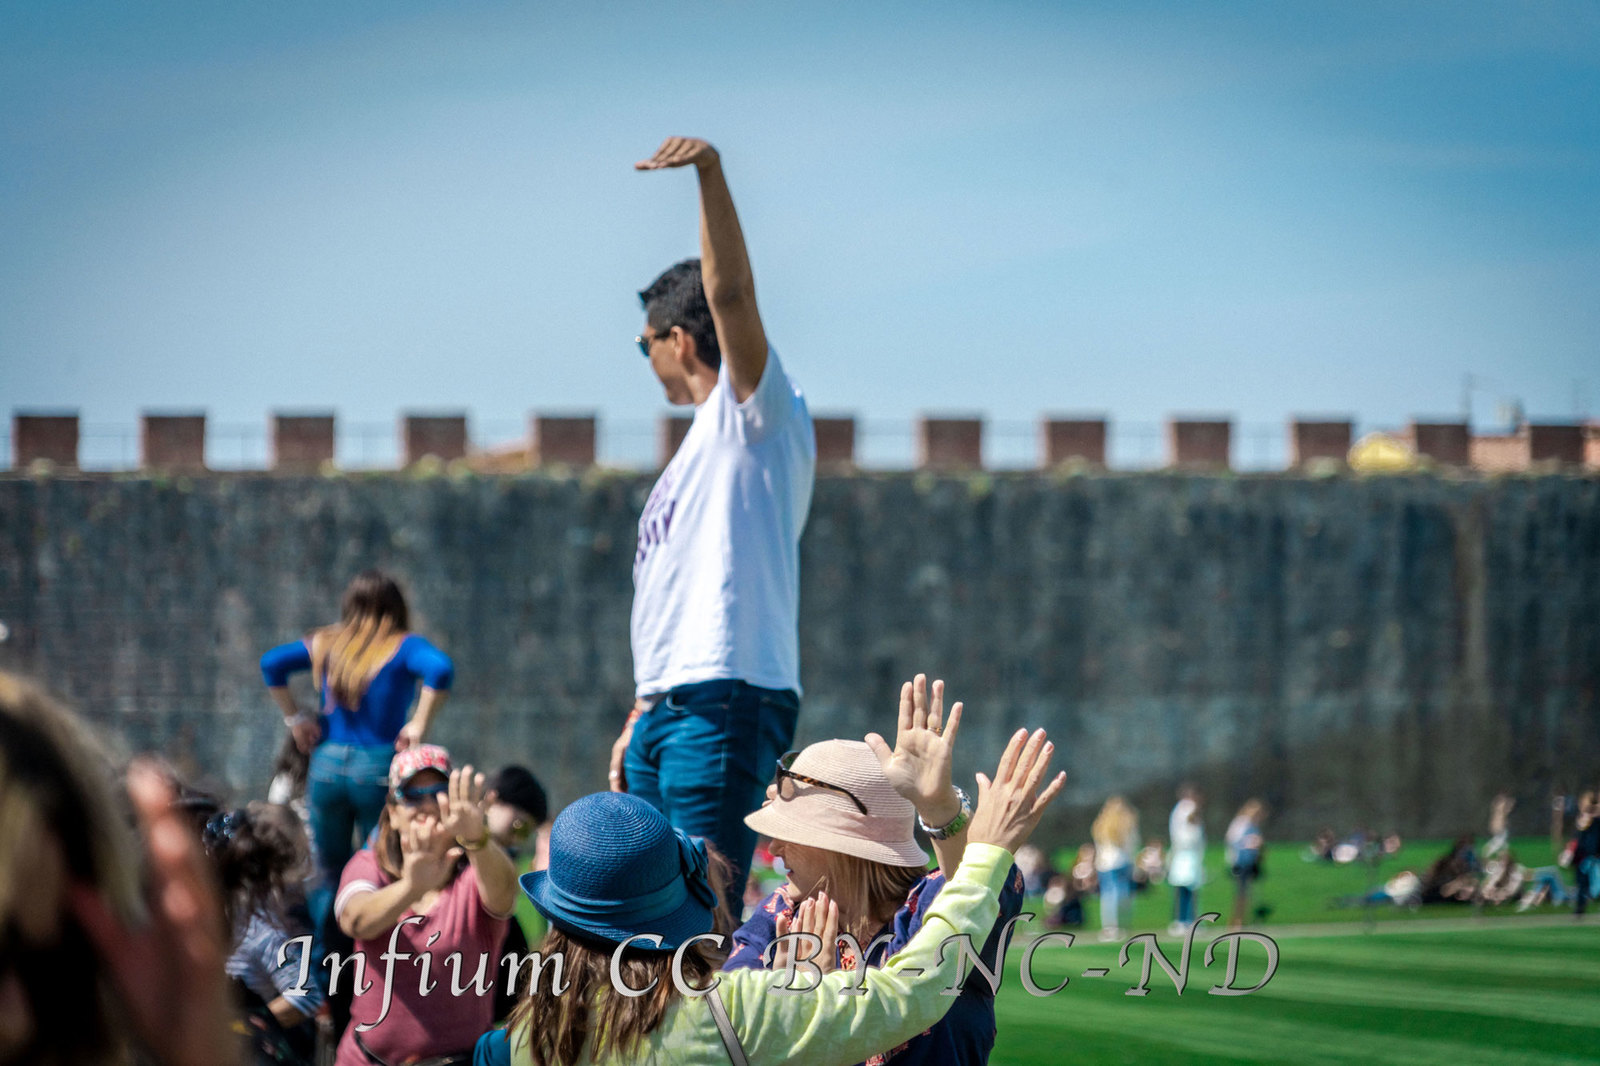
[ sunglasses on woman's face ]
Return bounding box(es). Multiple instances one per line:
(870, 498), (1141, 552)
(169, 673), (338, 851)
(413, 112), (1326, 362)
(394, 781), (448, 807)
(772, 751), (868, 816)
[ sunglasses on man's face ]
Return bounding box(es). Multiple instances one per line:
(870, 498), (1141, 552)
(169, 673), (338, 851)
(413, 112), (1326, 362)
(772, 751), (869, 816)
(394, 781), (448, 807)
(636, 326), (674, 358)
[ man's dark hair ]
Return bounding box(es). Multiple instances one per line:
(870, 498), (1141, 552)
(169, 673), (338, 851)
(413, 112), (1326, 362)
(487, 764), (548, 824)
(639, 258), (721, 372)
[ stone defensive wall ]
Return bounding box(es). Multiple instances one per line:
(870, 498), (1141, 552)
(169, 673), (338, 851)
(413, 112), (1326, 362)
(2, 411), (1598, 840)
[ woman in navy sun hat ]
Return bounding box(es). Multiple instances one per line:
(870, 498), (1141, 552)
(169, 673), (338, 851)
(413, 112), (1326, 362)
(523, 790), (719, 949)
(474, 721), (1067, 1066)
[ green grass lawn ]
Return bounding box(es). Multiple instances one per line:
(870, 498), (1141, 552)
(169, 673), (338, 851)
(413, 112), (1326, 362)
(989, 922), (1600, 1065)
(983, 838), (1599, 1064)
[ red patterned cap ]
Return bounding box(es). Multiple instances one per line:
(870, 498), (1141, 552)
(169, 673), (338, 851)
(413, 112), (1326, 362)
(389, 744), (452, 789)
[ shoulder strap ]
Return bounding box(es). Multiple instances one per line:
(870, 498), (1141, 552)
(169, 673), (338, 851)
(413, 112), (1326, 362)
(707, 987), (750, 1066)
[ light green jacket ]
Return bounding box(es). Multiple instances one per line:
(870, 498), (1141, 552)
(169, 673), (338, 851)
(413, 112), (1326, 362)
(510, 843), (1012, 1066)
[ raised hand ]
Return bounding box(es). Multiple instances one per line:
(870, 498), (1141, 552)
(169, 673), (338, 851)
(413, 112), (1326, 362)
(865, 674), (964, 825)
(399, 817), (460, 895)
(770, 891), (839, 977)
(967, 728), (1067, 856)
(635, 136), (719, 172)
(68, 761), (239, 1066)
(437, 766), (488, 846)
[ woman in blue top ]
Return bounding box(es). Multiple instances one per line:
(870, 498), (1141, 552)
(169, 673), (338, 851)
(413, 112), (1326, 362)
(260, 569), (454, 920)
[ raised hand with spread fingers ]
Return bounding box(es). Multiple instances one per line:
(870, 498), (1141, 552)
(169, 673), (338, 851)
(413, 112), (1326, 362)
(967, 727), (1068, 856)
(436, 764), (517, 917)
(866, 673), (968, 879)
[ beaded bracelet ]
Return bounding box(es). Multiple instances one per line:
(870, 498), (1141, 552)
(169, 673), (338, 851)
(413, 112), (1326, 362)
(918, 785), (973, 840)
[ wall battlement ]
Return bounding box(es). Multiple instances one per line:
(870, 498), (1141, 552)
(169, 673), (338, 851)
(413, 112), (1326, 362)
(11, 410), (1600, 475)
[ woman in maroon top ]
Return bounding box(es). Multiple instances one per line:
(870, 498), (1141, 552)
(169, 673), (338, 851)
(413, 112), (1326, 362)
(334, 745), (516, 1065)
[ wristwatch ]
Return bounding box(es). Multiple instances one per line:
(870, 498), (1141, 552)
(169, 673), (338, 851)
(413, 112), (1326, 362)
(918, 786), (972, 840)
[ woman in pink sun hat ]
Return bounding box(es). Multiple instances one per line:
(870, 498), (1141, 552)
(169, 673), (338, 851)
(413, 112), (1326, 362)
(475, 715), (1062, 1066)
(727, 674), (1028, 1066)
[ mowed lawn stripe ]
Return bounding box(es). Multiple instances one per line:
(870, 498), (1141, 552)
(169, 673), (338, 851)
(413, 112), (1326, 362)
(1258, 972), (1593, 1027)
(989, 924), (1600, 1065)
(1002, 1004), (1600, 1066)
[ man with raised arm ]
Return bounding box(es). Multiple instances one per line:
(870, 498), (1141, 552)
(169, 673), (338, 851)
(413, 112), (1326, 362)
(610, 136), (815, 904)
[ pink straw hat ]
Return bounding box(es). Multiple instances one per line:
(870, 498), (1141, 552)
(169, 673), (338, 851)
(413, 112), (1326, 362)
(744, 739), (927, 868)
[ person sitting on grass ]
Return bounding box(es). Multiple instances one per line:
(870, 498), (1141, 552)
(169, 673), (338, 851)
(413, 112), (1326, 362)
(1419, 835), (1480, 904)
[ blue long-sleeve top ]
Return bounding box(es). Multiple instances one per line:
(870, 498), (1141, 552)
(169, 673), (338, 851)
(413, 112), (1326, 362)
(260, 633), (453, 748)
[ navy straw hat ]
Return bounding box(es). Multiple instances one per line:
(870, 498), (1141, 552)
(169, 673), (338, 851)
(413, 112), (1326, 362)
(521, 792), (718, 950)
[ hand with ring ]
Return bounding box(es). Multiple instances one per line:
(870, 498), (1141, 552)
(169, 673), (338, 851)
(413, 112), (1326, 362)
(865, 673), (964, 828)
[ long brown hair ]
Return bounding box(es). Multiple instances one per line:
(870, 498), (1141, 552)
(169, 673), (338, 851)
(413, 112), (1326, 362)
(810, 850), (927, 946)
(506, 929), (721, 1066)
(312, 569), (409, 709)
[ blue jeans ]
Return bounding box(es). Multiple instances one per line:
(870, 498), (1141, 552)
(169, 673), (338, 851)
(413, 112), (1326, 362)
(307, 742), (392, 902)
(1174, 885), (1197, 925)
(1578, 856), (1600, 915)
(1099, 864), (1132, 930)
(625, 679), (799, 912)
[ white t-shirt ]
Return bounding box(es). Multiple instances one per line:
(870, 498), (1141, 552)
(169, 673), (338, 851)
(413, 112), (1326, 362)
(1167, 799), (1205, 888)
(631, 347), (815, 698)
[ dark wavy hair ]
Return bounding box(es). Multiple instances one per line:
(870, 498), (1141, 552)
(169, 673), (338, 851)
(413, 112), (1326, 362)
(639, 259), (721, 372)
(202, 801), (309, 929)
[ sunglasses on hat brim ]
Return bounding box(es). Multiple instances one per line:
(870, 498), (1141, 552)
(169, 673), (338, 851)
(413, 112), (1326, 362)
(772, 751), (869, 816)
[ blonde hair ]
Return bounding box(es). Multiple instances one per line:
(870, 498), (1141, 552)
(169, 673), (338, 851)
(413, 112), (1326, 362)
(1092, 796), (1137, 850)
(311, 569), (409, 709)
(808, 849), (927, 946)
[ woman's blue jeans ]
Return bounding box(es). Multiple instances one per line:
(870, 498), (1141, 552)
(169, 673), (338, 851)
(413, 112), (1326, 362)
(1174, 885), (1197, 925)
(624, 679), (799, 911)
(306, 743), (393, 933)
(1099, 864), (1132, 930)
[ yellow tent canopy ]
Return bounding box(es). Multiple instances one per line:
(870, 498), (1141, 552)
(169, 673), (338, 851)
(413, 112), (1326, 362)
(1348, 431), (1417, 473)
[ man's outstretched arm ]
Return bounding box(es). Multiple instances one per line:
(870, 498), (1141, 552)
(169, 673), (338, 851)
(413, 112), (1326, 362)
(637, 137), (768, 402)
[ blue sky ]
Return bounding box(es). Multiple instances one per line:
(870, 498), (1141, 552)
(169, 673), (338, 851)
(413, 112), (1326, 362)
(3, 1), (1596, 466)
